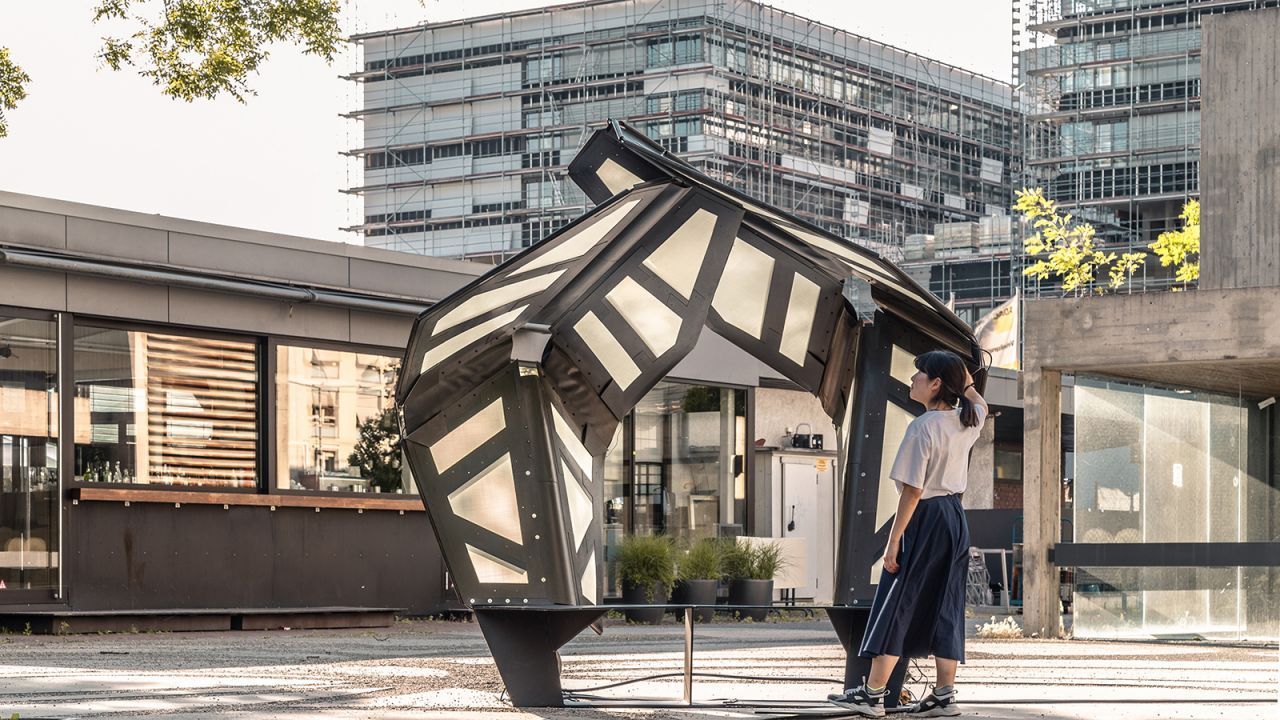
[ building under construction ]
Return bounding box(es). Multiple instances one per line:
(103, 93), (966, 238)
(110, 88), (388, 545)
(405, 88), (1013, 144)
(344, 0), (1018, 267)
(1014, 0), (1280, 294)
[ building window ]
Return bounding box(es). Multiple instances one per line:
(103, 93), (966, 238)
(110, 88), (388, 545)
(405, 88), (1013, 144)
(74, 325), (259, 489)
(0, 313), (59, 592)
(275, 345), (415, 495)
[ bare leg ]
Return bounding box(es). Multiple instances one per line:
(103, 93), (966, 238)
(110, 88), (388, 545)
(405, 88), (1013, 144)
(934, 657), (958, 688)
(867, 653), (899, 689)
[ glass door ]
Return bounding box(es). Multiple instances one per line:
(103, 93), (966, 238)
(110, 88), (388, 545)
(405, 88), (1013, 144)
(0, 313), (59, 600)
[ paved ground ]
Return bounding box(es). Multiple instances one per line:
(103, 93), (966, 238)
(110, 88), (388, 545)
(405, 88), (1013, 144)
(0, 615), (1275, 719)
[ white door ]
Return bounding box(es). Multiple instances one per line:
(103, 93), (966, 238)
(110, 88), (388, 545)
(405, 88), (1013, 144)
(780, 455), (835, 603)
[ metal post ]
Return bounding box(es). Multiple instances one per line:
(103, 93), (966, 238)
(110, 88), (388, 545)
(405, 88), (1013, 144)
(683, 606), (693, 705)
(1000, 549), (1011, 612)
(56, 310), (73, 602)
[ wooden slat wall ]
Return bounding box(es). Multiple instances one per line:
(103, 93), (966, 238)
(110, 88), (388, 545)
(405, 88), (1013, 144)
(145, 334), (258, 488)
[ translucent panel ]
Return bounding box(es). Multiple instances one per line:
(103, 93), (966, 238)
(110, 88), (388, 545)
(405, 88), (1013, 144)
(878, 403), (915, 530)
(1074, 382), (1144, 542)
(597, 158), (642, 196)
(1072, 376), (1275, 642)
(580, 549), (598, 604)
(510, 197), (642, 277)
(421, 305), (527, 373)
(605, 276), (682, 357)
(642, 208), (716, 300)
(1144, 393), (1208, 542)
(563, 460), (593, 551)
(551, 403), (592, 479)
(711, 238), (774, 339)
(433, 270), (564, 336)
(890, 344), (916, 386)
(449, 454), (522, 545)
(466, 544), (527, 585)
(429, 398), (506, 474)
(779, 273), (819, 365)
(1075, 566), (1277, 642)
(1075, 378), (1253, 546)
(572, 311), (641, 391)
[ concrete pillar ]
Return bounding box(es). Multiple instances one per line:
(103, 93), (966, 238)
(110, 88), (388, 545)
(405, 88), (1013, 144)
(963, 418), (996, 510)
(1022, 367), (1062, 638)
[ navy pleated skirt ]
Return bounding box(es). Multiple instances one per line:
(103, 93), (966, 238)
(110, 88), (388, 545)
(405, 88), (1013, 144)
(858, 493), (970, 662)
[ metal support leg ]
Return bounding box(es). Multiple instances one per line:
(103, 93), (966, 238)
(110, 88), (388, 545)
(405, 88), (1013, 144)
(683, 607), (694, 705)
(824, 606), (909, 709)
(474, 607), (606, 707)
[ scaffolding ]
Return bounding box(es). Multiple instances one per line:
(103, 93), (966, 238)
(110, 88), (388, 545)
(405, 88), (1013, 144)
(1013, 0), (1280, 296)
(342, 0), (1018, 269)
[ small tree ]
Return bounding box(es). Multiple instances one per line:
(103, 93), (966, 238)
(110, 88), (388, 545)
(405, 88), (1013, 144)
(1148, 199), (1200, 286)
(1016, 188), (1200, 294)
(1014, 187), (1146, 296)
(348, 407), (402, 493)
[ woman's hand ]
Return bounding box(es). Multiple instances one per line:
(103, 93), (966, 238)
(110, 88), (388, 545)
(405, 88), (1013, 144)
(883, 538), (901, 574)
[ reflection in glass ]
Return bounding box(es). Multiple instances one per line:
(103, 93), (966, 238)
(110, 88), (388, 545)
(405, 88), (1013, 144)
(74, 326), (257, 489)
(602, 381), (745, 596)
(1073, 375), (1277, 640)
(275, 346), (414, 494)
(0, 315), (58, 592)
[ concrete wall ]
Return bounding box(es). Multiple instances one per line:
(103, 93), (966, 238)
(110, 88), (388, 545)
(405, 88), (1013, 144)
(1201, 8), (1280, 290)
(0, 191), (488, 347)
(1023, 287), (1280, 372)
(964, 419), (996, 510)
(753, 387), (837, 449)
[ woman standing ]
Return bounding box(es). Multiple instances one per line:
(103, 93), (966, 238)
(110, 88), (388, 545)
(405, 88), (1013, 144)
(828, 350), (988, 718)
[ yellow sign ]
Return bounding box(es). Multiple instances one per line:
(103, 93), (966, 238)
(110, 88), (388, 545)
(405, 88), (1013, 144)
(815, 458), (830, 472)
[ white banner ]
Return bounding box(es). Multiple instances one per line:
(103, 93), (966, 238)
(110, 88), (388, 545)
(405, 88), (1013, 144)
(974, 290), (1020, 370)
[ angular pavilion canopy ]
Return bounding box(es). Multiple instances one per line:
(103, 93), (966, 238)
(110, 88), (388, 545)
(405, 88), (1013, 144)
(396, 120), (980, 609)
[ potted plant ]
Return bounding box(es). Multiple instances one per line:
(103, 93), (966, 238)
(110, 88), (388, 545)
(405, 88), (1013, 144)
(724, 539), (785, 621)
(672, 537), (723, 623)
(616, 534), (675, 624)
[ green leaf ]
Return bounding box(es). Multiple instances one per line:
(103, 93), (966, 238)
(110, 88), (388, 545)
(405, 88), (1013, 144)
(0, 47), (31, 138)
(92, 0), (341, 103)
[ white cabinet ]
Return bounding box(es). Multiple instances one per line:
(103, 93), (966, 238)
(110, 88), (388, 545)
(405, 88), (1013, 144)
(752, 448), (838, 604)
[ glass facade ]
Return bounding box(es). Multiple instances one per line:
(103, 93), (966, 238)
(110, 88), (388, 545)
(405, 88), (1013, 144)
(1072, 375), (1280, 640)
(73, 326), (259, 489)
(1015, 0), (1278, 293)
(274, 345), (415, 494)
(350, 0), (1016, 265)
(602, 380), (746, 596)
(0, 314), (59, 593)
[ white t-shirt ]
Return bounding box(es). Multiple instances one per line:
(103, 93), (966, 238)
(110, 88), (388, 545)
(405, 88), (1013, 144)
(889, 403), (988, 499)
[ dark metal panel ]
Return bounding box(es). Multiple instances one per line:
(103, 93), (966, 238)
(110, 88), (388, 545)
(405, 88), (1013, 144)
(404, 365), (577, 607)
(1052, 542), (1280, 567)
(396, 185), (669, 408)
(57, 310), (74, 603)
(66, 502), (443, 613)
(703, 223), (846, 401)
(542, 186), (744, 426)
(833, 313), (895, 606)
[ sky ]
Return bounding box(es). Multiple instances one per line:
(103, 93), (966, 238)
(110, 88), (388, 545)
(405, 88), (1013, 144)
(0, 1), (1013, 244)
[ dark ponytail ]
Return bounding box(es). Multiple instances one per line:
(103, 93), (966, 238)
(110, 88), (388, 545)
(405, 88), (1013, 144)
(913, 350), (980, 428)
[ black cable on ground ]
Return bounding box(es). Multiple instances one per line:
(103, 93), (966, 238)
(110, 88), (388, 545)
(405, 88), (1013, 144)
(565, 670), (846, 693)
